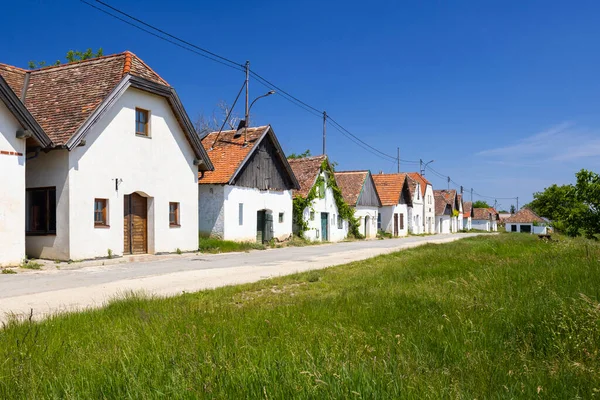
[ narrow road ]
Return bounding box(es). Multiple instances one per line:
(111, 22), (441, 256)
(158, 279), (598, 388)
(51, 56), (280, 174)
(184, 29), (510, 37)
(0, 233), (482, 324)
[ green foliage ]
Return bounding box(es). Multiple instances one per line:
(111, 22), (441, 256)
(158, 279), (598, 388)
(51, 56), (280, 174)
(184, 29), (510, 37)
(510, 204), (516, 214)
(287, 149), (312, 159)
(28, 48), (104, 69)
(1, 268), (16, 274)
(472, 200), (490, 208)
(1, 235), (599, 398)
(176, 248), (182, 255)
(452, 209), (459, 217)
(107, 249), (113, 259)
(20, 260), (42, 270)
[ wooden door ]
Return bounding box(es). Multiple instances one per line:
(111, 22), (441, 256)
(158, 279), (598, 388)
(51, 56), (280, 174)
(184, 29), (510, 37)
(123, 193), (148, 254)
(393, 213), (399, 236)
(256, 210), (266, 243)
(320, 212), (329, 241)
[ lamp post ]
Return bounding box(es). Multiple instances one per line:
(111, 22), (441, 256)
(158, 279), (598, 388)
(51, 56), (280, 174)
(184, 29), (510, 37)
(235, 90), (276, 141)
(420, 159), (434, 175)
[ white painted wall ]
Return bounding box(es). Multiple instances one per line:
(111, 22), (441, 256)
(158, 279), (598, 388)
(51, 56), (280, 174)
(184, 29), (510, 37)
(379, 204), (408, 237)
(0, 103), (26, 266)
(505, 223), (547, 234)
(199, 184), (225, 238)
(220, 185), (293, 242)
(409, 183), (424, 234)
(301, 172), (348, 242)
(471, 219), (491, 232)
(423, 185), (435, 234)
(435, 215), (451, 234)
(356, 206), (378, 239)
(464, 217), (472, 230)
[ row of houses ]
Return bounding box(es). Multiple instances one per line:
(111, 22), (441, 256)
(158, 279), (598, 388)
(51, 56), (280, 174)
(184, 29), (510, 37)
(0, 52), (538, 267)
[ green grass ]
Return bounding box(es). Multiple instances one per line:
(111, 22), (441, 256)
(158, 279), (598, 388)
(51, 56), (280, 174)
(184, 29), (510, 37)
(1, 268), (16, 274)
(19, 260), (42, 270)
(198, 236), (265, 253)
(1, 234), (599, 398)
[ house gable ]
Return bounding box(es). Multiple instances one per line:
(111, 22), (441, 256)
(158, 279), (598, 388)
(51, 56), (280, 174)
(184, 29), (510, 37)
(357, 172), (382, 207)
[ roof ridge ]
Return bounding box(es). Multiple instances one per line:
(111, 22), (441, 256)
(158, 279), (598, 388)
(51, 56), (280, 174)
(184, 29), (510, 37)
(128, 52), (169, 86)
(335, 170), (369, 174)
(122, 51), (132, 76)
(26, 52), (127, 74)
(0, 63), (28, 73)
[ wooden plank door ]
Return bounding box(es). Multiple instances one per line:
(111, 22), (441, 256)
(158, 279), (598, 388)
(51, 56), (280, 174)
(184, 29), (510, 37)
(393, 213), (399, 237)
(256, 210), (265, 243)
(123, 193), (148, 254)
(320, 212), (328, 241)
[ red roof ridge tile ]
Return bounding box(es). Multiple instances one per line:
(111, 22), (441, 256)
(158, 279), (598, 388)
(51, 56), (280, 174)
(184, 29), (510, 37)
(0, 63), (28, 72)
(122, 51), (132, 75)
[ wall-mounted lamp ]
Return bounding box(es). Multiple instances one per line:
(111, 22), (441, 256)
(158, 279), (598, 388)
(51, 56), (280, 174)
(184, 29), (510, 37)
(114, 178), (123, 192)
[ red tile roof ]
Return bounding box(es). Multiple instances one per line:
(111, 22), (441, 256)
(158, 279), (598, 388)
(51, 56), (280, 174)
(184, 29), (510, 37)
(505, 208), (545, 224)
(473, 208), (492, 220)
(372, 173), (406, 206)
(463, 201), (473, 217)
(334, 171), (369, 206)
(406, 172), (431, 197)
(0, 52), (167, 146)
(434, 192), (450, 216)
(199, 126), (269, 184)
(287, 155), (328, 198)
(434, 189), (457, 212)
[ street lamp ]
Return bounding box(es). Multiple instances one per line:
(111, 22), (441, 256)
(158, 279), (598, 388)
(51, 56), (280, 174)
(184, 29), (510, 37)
(421, 159), (434, 175)
(234, 90), (276, 139)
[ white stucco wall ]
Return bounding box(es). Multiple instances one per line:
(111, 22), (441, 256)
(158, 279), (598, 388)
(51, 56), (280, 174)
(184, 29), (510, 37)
(220, 185), (293, 242)
(409, 184), (424, 234)
(505, 223), (547, 234)
(0, 103), (26, 266)
(26, 150), (70, 260)
(301, 183), (348, 242)
(464, 217), (472, 230)
(435, 215), (451, 234)
(199, 184), (225, 238)
(423, 185), (435, 234)
(356, 206), (378, 239)
(471, 219), (490, 232)
(379, 204), (408, 237)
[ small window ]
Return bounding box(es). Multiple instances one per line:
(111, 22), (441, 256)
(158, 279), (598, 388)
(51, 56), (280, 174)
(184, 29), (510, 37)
(26, 187), (57, 235)
(94, 198), (108, 227)
(135, 108), (149, 136)
(310, 211), (315, 221)
(400, 214), (404, 229)
(337, 215), (343, 229)
(169, 202), (180, 227)
(377, 213), (382, 230)
(279, 212), (284, 223)
(511, 224), (517, 232)
(239, 203), (244, 225)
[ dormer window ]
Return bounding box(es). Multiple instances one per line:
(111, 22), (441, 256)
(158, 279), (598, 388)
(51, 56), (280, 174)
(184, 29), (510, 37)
(135, 108), (149, 136)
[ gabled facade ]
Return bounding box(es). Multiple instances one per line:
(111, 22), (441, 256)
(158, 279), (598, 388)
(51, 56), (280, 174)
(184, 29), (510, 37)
(288, 155), (349, 242)
(434, 191), (452, 234)
(434, 189), (460, 233)
(457, 194), (464, 231)
(472, 208), (499, 232)
(335, 170), (382, 239)
(463, 201), (473, 230)
(407, 173), (435, 234)
(504, 208), (548, 234)
(0, 52), (213, 262)
(404, 175), (424, 234)
(199, 125), (300, 243)
(372, 173), (412, 237)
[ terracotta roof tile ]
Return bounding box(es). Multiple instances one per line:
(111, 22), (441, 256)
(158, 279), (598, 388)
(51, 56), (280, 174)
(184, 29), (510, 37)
(463, 201), (472, 217)
(406, 172), (431, 196)
(434, 189), (457, 212)
(505, 208), (545, 224)
(287, 155), (327, 198)
(199, 126), (269, 184)
(434, 192), (449, 216)
(473, 208), (492, 220)
(334, 171), (369, 206)
(372, 173), (405, 206)
(0, 52), (169, 146)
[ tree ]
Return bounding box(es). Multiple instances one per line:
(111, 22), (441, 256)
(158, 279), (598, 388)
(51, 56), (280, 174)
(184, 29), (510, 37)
(28, 48), (104, 69)
(287, 150), (312, 159)
(472, 200), (490, 208)
(526, 184), (580, 222)
(510, 204), (516, 214)
(569, 169), (600, 238)
(194, 101), (241, 137)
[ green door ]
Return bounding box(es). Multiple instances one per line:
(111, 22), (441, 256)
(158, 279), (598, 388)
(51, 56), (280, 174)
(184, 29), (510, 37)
(256, 210), (266, 243)
(321, 212), (329, 241)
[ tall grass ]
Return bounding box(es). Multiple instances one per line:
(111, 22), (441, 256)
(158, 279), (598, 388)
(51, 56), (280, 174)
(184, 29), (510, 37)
(1, 234), (599, 398)
(198, 236), (265, 253)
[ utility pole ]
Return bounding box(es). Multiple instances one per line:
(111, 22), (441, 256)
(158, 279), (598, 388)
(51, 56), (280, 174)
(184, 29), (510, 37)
(447, 176), (450, 191)
(397, 147), (400, 173)
(244, 60), (250, 143)
(471, 188), (473, 202)
(494, 199), (497, 210)
(419, 159), (423, 175)
(460, 186), (463, 196)
(322, 111), (327, 155)
(516, 197), (519, 210)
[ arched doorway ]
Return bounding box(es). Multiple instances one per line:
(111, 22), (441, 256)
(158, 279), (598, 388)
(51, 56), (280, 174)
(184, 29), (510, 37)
(364, 215), (371, 237)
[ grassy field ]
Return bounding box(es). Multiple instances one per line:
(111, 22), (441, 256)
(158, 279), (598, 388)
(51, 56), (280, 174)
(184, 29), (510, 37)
(1, 234), (599, 398)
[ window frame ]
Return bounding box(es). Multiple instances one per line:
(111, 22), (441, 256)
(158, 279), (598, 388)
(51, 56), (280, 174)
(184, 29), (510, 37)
(94, 198), (109, 228)
(278, 212), (284, 223)
(337, 215), (343, 229)
(135, 108), (150, 137)
(26, 187), (57, 236)
(169, 202), (180, 227)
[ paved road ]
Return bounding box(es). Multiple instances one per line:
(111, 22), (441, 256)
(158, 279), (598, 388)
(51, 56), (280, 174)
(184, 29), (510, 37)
(0, 233), (482, 323)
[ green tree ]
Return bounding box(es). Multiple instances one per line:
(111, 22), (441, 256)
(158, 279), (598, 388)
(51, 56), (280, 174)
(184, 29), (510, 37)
(526, 184), (580, 222)
(472, 200), (490, 208)
(568, 169), (600, 238)
(28, 48), (104, 69)
(287, 149), (312, 159)
(510, 204), (516, 214)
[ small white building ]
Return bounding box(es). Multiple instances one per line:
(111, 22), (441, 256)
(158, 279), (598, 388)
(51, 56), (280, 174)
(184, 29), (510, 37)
(472, 208), (499, 232)
(462, 201), (473, 230)
(198, 125), (300, 243)
(288, 155), (349, 242)
(335, 170), (382, 239)
(406, 173), (435, 234)
(403, 175), (424, 234)
(434, 191), (452, 234)
(505, 208), (548, 234)
(457, 194), (464, 231)
(372, 173), (412, 237)
(434, 189), (460, 233)
(0, 52), (214, 262)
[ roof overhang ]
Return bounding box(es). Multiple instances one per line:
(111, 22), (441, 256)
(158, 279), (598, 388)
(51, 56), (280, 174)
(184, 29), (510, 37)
(65, 74), (214, 171)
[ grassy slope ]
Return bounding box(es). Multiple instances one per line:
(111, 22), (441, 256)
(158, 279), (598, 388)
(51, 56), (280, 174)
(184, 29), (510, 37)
(1, 234), (599, 398)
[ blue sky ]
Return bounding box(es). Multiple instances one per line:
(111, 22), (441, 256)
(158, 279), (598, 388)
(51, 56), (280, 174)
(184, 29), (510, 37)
(3, 1), (600, 207)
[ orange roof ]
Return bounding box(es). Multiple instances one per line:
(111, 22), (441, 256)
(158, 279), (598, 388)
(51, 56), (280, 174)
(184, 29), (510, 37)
(287, 155), (328, 198)
(406, 172), (431, 197)
(372, 173), (405, 206)
(334, 171), (369, 206)
(505, 208), (545, 224)
(0, 51), (167, 145)
(200, 126), (269, 184)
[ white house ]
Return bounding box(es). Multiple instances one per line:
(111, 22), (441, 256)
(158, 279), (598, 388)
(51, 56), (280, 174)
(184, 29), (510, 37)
(457, 194), (464, 231)
(472, 208), (499, 232)
(372, 173), (412, 237)
(505, 208), (548, 234)
(0, 74), (52, 266)
(462, 201), (473, 230)
(406, 173), (435, 234)
(288, 155), (349, 242)
(198, 125), (300, 243)
(434, 189), (460, 233)
(434, 191), (452, 234)
(403, 175), (424, 234)
(335, 170), (382, 239)
(0, 52), (214, 262)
